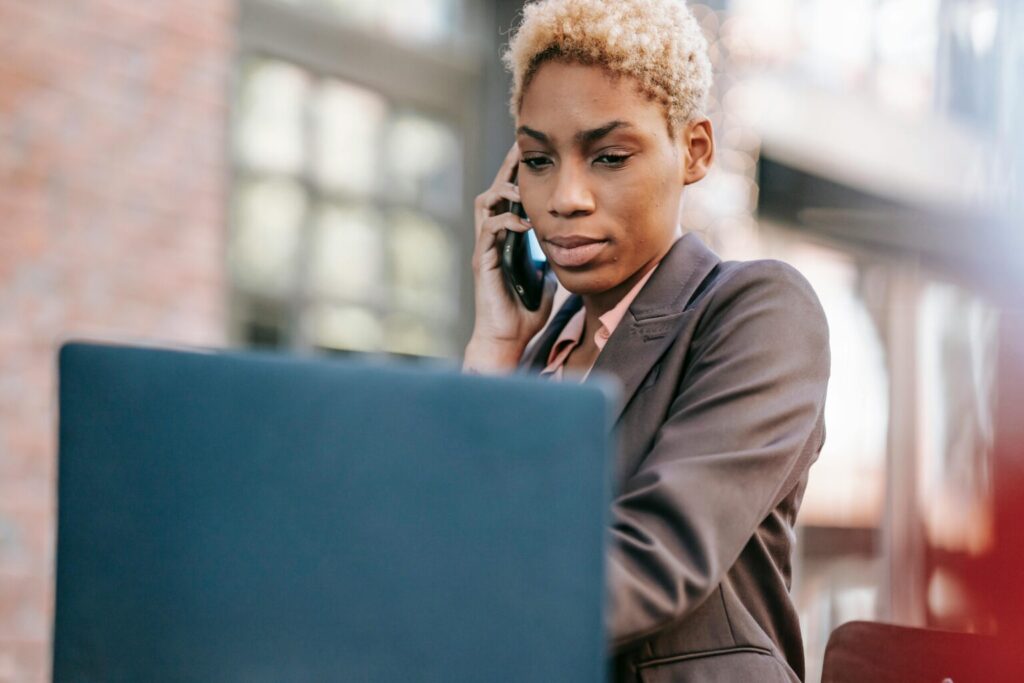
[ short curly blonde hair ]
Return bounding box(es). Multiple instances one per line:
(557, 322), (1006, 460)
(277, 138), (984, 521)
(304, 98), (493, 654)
(501, 0), (712, 137)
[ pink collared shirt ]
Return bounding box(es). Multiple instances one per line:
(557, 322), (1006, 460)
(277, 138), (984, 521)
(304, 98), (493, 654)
(540, 254), (667, 383)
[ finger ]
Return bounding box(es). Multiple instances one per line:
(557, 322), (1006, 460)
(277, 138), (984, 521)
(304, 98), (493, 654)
(477, 183), (521, 214)
(497, 142), (521, 184)
(475, 184), (523, 236)
(502, 181), (521, 200)
(477, 145), (520, 204)
(474, 224), (507, 268)
(482, 183), (521, 214)
(481, 213), (531, 238)
(477, 213), (531, 255)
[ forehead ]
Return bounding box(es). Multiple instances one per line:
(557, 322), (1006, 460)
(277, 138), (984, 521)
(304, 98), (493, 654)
(518, 61), (668, 143)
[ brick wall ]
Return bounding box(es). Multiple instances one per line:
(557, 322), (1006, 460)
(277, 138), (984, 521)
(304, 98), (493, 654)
(0, 2), (233, 680)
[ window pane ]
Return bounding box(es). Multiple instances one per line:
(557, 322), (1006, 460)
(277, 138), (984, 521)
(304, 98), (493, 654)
(235, 60), (309, 174)
(313, 80), (389, 195)
(384, 111), (462, 215)
(304, 304), (383, 352)
(230, 177), (307, 295)
(389, 209), (455, 319)
(309, 204), (385, 301)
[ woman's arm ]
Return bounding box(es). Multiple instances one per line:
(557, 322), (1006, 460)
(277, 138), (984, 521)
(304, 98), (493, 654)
(605, 260), (830, 652)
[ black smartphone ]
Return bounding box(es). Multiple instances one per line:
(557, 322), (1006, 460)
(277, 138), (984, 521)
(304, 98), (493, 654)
(500, 181), (549, 311)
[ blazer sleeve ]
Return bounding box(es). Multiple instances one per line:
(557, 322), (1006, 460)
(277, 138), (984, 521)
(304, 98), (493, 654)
(606, 260), (830, 653)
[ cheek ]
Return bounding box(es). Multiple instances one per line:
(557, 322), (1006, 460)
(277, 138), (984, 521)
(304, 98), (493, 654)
(606, 181), (663, 256)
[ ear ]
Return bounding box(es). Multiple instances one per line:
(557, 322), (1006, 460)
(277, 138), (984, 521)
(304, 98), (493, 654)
(682, 118), (714, 185)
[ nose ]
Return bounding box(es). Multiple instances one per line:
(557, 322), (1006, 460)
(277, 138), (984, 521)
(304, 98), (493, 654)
(548, 162), (595, 218)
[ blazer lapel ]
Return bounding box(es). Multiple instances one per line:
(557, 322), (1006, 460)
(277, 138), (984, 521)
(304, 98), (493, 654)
(517, 233), (721, 424)
(585, 233), (721, 423)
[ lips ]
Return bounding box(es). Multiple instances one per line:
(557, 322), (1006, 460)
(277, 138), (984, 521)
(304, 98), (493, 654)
(544, 234), (608, 268)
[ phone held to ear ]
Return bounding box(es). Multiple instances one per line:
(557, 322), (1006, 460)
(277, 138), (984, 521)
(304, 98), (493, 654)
(500, 186), (549, 312)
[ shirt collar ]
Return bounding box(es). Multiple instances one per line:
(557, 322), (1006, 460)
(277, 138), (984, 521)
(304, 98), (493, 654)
(591, 263), (658, 352)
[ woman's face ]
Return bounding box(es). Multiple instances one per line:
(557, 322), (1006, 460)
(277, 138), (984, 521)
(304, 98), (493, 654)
(516, 60), (703, 297)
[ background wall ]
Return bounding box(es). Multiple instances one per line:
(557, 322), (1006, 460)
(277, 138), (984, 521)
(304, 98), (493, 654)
(0, 2), (232, 680)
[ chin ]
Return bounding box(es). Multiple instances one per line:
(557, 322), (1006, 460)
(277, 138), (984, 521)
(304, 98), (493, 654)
(552, 264), (623, 296)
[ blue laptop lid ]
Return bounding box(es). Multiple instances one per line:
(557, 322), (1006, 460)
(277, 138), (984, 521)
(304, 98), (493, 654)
(54, 341), (615, 682)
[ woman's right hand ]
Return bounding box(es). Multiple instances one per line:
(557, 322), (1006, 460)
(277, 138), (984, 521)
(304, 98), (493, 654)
(464, 143), (557, 374)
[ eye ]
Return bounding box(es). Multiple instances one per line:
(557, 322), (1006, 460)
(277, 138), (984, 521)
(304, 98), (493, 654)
(596, 154), (630, 167)
(521, 157), (551, 171)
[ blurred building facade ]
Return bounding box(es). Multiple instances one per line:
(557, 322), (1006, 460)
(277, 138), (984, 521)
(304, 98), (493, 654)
(1, 1), (1020, 682)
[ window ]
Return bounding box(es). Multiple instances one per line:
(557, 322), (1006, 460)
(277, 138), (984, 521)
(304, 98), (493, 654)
(229, 0), (482, 358)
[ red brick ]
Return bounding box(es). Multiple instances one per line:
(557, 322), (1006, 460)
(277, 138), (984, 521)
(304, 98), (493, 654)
(0, 1), (231, 678)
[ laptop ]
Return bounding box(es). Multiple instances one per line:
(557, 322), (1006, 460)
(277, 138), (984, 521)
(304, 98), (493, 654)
(54, 341), (616, 682)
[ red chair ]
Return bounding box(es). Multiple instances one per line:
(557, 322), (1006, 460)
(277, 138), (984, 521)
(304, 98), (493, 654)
(821, 620), (1011, 683)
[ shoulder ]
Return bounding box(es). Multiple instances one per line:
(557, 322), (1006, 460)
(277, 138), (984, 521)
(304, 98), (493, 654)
(700, 258), (824, 317)
(708, 258), (820, 305)
(691, 257), (830, 351)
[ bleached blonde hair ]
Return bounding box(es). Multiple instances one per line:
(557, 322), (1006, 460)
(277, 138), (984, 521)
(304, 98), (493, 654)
(501, 0), (712, 137)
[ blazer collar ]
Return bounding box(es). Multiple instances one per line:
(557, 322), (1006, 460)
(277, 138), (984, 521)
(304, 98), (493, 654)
(520, 232), (721, 423)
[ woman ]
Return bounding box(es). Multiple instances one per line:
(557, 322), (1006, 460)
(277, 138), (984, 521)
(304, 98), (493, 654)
(463, 1), (830, 680)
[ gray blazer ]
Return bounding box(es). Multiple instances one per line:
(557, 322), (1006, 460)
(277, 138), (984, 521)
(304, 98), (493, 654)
(519, 233), (830, 682)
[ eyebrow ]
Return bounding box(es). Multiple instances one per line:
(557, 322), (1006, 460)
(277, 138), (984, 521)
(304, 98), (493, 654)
(517, 120), (635, 146)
